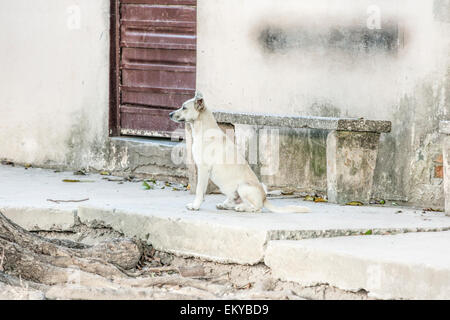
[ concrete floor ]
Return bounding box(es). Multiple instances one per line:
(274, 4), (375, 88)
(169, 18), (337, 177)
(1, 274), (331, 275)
(1, 164), (450, 299)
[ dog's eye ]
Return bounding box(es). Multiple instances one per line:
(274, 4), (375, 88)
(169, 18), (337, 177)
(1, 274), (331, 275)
(182, 106), (187, 110)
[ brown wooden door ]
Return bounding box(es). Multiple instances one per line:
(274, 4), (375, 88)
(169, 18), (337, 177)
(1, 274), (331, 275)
(112, 0), (196, 138)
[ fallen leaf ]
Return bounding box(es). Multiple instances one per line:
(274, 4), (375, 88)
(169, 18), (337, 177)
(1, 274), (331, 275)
(314, 197), (327, 203)
(423, 208), (444, 212)
(346, 201), (364, 206)
(304, 195), (315, 201)
(186, 184), (191, 191)
(142, 181), (153, 190)
(100, 171), (110, 176)
(62, 179), (95, 183)
(364, 229), (373, 235)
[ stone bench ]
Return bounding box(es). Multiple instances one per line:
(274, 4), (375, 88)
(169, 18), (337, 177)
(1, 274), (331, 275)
(186, 111), (392, 204)
(440, 121), (450, 216)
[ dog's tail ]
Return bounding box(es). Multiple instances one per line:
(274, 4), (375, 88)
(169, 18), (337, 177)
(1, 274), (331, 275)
(263, 199), (310, 214)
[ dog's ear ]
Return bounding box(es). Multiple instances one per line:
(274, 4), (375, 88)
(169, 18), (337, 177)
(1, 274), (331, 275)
(194, 91), (205, 112)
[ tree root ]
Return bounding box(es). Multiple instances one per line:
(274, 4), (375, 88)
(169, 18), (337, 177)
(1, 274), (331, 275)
(0, 211), (298, 300)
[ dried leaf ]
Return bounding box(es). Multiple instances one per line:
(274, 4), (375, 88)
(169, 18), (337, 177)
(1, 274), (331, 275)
(100, 171), (111, 176)
(423, 208), (444, 213)
(304, 195), (315, 201)
(346, 201), (364, 206)
(314, 197), (327, 203)
(62, 179), (95, 183)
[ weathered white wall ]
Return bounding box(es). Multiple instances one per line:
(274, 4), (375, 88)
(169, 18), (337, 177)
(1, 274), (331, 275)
(0, 0), (449, 206)
(0, 0), (110, 169)
(197, 0), (450, 205)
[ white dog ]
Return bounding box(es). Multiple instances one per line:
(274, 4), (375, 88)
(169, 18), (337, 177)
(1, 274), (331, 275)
(170, 92), (310, 214)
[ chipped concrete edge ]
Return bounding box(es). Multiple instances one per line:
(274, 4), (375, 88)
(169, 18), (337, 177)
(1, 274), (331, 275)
(3, 205), (450, 299)
(3, 205), (450, 266)
(264, 240), (450, 300)
(0, 206), (77, 231)
(76, 206), (268, 265)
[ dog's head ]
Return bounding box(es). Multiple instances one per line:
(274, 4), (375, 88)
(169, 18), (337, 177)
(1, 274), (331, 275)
(169, 91), (205, 123)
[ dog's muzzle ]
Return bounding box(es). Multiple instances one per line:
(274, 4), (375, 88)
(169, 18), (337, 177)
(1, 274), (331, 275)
(169, 111), (184, 123)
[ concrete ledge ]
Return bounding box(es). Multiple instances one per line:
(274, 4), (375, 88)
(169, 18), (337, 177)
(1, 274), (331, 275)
(108, 137), (187, 183)
(77, 206), (268, 264)
(265, 232), (450, 300)
(2, 165), (450, 267)
(213, 110), (392, 133)
(74, 201), (450, 265)
(1, 207), (76, 231)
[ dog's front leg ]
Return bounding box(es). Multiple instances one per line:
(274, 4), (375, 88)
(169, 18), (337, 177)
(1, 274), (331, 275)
(186, 165), (211, 211)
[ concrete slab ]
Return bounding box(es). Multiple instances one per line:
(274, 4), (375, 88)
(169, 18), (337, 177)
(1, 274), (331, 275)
(1, 207), (75, 231)
(265, 232), (450, 299)
(213, 111), (392, 133)
(1, 164), (450, 264)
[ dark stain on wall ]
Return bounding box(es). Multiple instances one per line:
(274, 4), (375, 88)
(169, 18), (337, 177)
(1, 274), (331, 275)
(259, 24), (401, 54)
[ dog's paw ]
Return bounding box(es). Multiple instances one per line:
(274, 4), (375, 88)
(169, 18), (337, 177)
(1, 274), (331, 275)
(186, 203), (200, 211)
(216, 203), (230, 210)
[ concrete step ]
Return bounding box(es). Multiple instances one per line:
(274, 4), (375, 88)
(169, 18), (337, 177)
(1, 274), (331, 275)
(1, 165), (450, 265)
(2, 164), (450, 298)
(108, 137), (187, 183)
(265, 232), (450, 299)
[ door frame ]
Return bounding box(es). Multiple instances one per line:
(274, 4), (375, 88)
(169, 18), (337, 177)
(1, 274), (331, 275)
(108, 0), (197, 138)
(109, 0), (120, 137)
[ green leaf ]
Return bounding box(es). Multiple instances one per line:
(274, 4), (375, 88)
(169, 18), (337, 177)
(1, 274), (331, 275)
(142, 181), (153, 190)
(364, 230), (373, 235)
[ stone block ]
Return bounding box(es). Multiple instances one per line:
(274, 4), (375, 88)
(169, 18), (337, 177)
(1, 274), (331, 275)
(327, 131), (381, 204)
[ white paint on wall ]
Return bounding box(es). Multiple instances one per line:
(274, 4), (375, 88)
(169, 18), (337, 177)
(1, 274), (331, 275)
(197, 0), (448, 119)
(0, 0), (110, 168)
(197, 0), (450, 205)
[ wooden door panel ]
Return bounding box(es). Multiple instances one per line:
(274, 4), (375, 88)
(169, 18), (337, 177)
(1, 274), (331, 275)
(121, 87), (194, 108)
(115, 0), (196, 138)
(120, 106), (183, 137)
